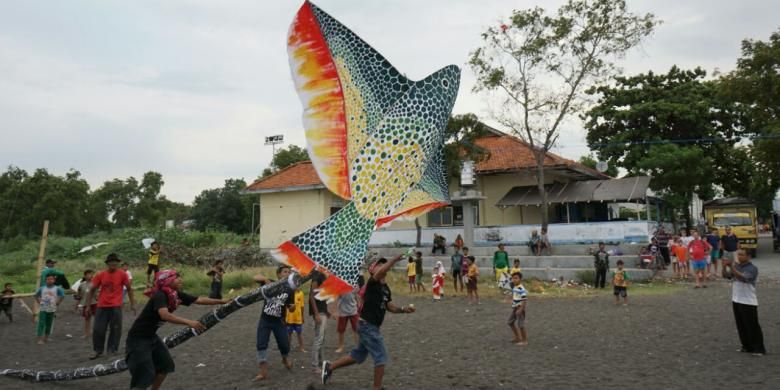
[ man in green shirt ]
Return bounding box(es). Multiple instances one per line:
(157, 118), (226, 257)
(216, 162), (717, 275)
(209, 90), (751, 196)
(493, 244), (509, 282)
(40, 259), (70, 290)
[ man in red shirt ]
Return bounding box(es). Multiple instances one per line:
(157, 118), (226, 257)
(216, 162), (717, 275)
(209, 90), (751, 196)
(85, 253), (136, 359)
(688, 230), (712, 289)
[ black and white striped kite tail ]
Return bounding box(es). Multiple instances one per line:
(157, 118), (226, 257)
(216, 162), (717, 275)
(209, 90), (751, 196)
(0, 271), (319, 382)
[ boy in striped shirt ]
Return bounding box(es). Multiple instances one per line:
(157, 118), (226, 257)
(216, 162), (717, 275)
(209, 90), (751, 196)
(508, 272), (528, 346)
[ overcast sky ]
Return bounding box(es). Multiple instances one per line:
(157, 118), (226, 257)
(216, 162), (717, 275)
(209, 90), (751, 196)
(0, 0), (776, 204)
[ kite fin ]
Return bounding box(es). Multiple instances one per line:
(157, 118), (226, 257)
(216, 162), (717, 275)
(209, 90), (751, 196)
(272, 202), (374, 302)
(287, 1), (351, 200)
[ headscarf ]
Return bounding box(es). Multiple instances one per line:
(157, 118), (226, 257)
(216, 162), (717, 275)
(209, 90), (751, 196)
(434, 260), (446, 276)
(144, 269), (180, 312)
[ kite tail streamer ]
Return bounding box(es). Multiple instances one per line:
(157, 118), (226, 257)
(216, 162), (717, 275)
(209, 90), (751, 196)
(0, 271), (320, 382)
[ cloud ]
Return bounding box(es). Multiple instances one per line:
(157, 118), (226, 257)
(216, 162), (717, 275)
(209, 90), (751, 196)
(0, 0), (777, 203)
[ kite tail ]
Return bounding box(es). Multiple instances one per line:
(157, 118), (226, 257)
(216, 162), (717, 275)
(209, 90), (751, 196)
(273, 202), (374, 302)
(0, 272), (319, 382)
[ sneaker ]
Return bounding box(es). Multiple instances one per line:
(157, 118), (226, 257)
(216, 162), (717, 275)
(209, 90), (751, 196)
(751, 353), (765, 357)
(321, 361), (332, 385)
(88, 352), (102, 360)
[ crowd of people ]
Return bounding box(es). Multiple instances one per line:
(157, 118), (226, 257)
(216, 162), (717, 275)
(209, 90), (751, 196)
(0, 231), (768, 389)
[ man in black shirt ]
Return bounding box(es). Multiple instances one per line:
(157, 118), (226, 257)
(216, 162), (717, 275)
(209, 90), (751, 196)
(126, 270), (228, 390)
(254, 266), (295, 381)
(720, 226), (741, 278)
(322, 253), (415, 390)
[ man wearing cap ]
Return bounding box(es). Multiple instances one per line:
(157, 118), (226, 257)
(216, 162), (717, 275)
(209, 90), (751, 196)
(40, 259), (70, 290)
(85, 253), (135, 359)
(720, 226), (740, 279)
(322, 252), (416, 390)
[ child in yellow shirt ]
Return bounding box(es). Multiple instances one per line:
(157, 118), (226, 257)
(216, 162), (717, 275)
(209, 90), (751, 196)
(285, 289), (306, 352)
(510, 258), (522, 275)
(467, 256), (479, 304)
(406, 257), (416, 293)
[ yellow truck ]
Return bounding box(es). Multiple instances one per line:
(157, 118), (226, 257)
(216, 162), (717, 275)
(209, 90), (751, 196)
(703, 197), (758, 257)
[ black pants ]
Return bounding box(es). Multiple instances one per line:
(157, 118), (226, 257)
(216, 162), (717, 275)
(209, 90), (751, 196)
(209, 281), (223, 299)
(660, 246), (671, 265)
(732, 302), (766, 354)
(126, 335), (175, 389)
(93, 307), (123, 354)
(594, 268), (607, 288)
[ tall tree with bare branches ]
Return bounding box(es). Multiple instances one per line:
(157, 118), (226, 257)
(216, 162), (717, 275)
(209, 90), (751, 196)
(469, 0), (659, 229)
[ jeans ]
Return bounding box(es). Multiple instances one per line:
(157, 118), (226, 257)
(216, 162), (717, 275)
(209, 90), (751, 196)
(594, 268), (607, 288)
(209, 282), (222, 299)
(256, 317), (290, 363)
(349, 321), (388, 367)
(311, 313), (327, 367)
(93, 306), (123, 353)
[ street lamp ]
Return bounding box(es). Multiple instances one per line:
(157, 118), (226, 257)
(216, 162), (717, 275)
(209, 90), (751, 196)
(265, 134), (285, 156)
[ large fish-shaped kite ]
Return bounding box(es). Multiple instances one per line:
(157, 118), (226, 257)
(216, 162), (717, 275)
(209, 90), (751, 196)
(276, 1), (460, 300)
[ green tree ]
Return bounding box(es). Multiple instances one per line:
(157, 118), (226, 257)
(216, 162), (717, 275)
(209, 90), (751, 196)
(584, 67), (742, 226)
(135, 171), (166, 227)
(92, 177), (140, 228)
(719, 30), (780, 202)
(0, 167), (95, 238)
(578, 154), (618, 178)
(261, 144), (310, 178)
(634, 144), (715, 227)
(469, 0), (658, 230)
(443, 113), (490, 179)
(718, 147), (777, 218)
(191, 178), (252, 234)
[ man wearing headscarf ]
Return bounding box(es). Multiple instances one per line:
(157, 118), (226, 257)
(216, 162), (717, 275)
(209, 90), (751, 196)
(125, 270), (228, 389)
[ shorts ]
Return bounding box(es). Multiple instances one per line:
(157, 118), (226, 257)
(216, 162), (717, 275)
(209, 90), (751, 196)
(0, 304), (11, 314)
(287, 324), (302, 334)
(146, 263), (160, 275)
(710, 250), (720, 262)
(692, 260), (706, 271)
(613, 286), (627, 297)
(452, 269), (461, 279)
(467, 277), (478, 291)
(415, 274), (423, 284)
(495, 267), (508, 281)
(722, 251), (737, 264)
(337, 314), (359, 333)
(507, 306), (526, 328)
(350, 321), (388, 367)
(126, 335), (175, 389)
(408, 276), (416, 284)
(81, 303), (97, 319)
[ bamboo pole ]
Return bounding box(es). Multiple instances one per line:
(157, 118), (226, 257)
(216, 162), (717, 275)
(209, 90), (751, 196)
(32, 220), (50, 322)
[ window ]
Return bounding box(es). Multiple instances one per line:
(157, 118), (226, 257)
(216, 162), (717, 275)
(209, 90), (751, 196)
(713, 215), (752, 227)
(428, 207), (454, 227)
(428, 206), (478, 227)
(453, 205), (479, 226)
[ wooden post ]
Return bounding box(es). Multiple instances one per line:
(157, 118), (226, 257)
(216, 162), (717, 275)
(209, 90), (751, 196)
(32, 220), (50, 321)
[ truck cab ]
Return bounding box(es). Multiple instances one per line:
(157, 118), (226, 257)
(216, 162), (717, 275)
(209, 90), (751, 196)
(703, 198), (758, 257)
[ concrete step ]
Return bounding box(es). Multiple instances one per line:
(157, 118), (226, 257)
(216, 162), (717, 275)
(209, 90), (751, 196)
(388, 255), (638, 270)
(371, 244), (646, 257)
(394, 266), (652, 283)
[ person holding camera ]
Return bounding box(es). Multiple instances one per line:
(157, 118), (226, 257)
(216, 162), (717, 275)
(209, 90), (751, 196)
(727, 249), (766, 356)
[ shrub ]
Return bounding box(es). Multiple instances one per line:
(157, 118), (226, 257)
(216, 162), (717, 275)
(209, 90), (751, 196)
(575, 269), (596, 285)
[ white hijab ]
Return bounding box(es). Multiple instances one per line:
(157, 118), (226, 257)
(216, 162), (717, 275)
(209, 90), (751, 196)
(434, 260), (446, 276)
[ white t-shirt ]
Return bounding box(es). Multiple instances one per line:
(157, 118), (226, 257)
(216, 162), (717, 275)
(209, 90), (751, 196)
(732, 263), (758, 306)
(680, 236), (694, 248)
